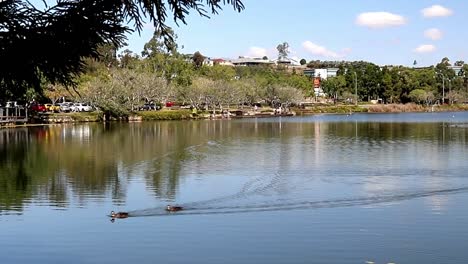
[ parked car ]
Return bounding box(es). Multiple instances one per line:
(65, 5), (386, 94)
(139, 102), (161, 111)
(45, 103), (60, 113)
(70, 103), (93, 112)
(57, 102), (72, 112)
(165, 101), (174, 107)
(29, 102), (47, 112)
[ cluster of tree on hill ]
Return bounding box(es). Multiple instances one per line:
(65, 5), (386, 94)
(319, 58), (468, 105)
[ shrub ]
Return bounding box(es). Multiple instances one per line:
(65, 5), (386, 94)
(368, 103), (424, 113)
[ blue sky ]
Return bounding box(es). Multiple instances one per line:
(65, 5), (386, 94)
(126, 0), (466, 66)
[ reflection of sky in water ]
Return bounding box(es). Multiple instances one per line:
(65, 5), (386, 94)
(247, 111), (468, 124)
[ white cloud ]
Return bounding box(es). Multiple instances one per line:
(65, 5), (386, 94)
(414, 44), (436, 53)
(424, 28), (443, 40)
(246, 46), (269, 58)
(421, 5), (453, 18)
(302, 41), (342, 58)
(356, 12), (406, 28)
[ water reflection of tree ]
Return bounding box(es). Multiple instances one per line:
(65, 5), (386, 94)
(144, 122), (212, 200)
(1, 119), (467, 214)
(0, 129), (53, 212)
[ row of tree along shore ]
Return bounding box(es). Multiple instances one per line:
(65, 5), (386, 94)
(3, 1), (468, 123)
(3, 28), (468, 120)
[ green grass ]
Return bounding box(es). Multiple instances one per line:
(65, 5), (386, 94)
(136, 110), (192, 120)
(46, 112), (102, 122)
(294, 105), (368, 114)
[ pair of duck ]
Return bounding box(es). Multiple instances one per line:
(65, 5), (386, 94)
(110, 205), (183, 219)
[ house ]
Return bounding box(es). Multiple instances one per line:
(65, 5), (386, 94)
(450, 66), (463, 76)
(212, 58), (234, 66)
(231, 57), (275, 66)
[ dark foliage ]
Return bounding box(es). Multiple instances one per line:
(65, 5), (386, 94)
(0, 0), (126, 98)
(0, 0), (244, 99)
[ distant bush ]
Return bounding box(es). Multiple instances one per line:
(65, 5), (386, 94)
(437, 104), (468, 112)
(368, 103), (424, 113)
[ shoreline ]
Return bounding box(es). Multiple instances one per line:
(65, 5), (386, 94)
(2, 104), (468, 128)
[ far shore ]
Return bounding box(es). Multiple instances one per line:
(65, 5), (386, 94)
(2, 103), (468, 128)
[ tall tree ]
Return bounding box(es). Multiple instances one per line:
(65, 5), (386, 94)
(276, 42), (290, 61)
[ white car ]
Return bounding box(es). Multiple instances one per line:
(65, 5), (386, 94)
(70, 103), (93, 112)
(57, 102), (72, 112)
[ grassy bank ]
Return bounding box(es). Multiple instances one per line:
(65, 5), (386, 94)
(12, 104), (468, 127)
(367, 103), (425, 113)
(136, 110), (192, 120)
(435, 104), (468, 112)
(42, 110), (192, 123)
(294, 105), (368, 115)
(41, 112), (102, 122)
(368, 103), (468, 113)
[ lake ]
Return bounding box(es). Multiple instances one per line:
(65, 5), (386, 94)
(1, 112), (468, 264)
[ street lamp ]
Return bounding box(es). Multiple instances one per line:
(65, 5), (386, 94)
(354, 72), (358, 106)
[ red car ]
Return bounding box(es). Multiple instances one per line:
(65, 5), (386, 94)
(30, 102), (47, 112)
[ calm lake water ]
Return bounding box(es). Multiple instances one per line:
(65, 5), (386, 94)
(1, 112), (468, 264)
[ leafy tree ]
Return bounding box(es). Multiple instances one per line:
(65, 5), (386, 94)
(142, 27), (178, 57)
(321, 76), (346, 100)
(409, 89), (427, 104)
(300, 59), (307, 65)
(263, 84), (303, 107)
(262, 56), (269, 60)
(44, 84), (69, 104)
(233, 79), (262, 106)
(447, 90), (464, 104)
(200, 65), (237, 81)
(118, 49), (140, 69)
(0, 0), (245, 99)
(193, 51), (205, 68)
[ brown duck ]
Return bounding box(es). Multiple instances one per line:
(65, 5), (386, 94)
(166, 205), (183, 212)
(110, 211), (129, 219)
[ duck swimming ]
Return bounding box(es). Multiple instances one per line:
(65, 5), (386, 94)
(166, 205), (183, 212)
(110, 211), (129, 219)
